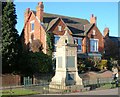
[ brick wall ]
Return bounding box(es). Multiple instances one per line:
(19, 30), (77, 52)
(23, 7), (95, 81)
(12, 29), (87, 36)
(87, 25), (104, 53)
(1, 74), (21, 86)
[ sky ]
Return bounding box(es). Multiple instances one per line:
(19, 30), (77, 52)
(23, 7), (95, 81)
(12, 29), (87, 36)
(14, 2), (119, 37)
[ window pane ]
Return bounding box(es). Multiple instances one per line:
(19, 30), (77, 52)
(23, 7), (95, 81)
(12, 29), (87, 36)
(90, 39), (98, 52)
(78, 39), (82, 51)
(73, 37), (82, 51)
(54, 36), (60, 44)
(31, 23), (34, 31)
(58, 26), (62, 31)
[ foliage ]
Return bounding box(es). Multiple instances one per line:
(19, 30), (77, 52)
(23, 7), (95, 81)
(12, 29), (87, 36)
(78, 58), (96, 73)
(104, 37), (119, 60)
(97, 60), (107, 70)
(107, 58), (118, 71)
(18, 51), (53, 76)
(77, 58), (101, 73)
(46, 32), (54, 56)
(29, 39), (43, 52)
(2, 2), (19, 73)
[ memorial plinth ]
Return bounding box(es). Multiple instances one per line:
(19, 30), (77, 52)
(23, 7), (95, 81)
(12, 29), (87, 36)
(49, 30), (83, 89)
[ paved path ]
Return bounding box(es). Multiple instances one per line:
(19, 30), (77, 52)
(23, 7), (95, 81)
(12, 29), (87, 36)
(19, 88), (119, 97)
(64, 88), (119, 95)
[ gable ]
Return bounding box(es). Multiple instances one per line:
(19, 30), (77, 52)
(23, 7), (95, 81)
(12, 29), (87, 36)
(48, 18), (72, 35)
(21, 10), (45, 37)
(87, 25), (103, 38)
(87, 25), (104, 52)
(43, 13), (89, 36)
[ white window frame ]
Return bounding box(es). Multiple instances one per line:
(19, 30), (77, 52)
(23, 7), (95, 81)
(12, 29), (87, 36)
(58, 26), (62, 31)
(90, 38), (99, 52)
(30, 20), (35, 33)
(54, 35), (60, 44)
(92, 30), (96, 35)
(73, 37), (82, 52)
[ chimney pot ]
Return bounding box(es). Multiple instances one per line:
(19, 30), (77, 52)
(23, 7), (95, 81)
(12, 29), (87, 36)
(104, 27), (109, 37)
(26, 8), (30, 11)
(90, 14), (97, 25)
(36, 2), (44, 22)
(38, 2), (43, 5)
(91, 14), (94, 17)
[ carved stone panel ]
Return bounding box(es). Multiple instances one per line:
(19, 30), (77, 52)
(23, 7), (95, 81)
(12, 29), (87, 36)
(66, 49), (75, 56)
(68, 74), (74, 80)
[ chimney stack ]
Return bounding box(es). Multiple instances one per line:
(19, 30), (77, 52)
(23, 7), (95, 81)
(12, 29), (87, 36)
(36, 2), (44, 22)
(103, 27), (109, 37)
(90, 14), (97, 25)
(24, 8), (30, 23)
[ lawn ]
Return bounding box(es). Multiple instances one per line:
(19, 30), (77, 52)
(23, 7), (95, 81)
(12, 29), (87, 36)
(100, 82), (120, 89)
(1, 82), (120, 96)
(1, 88), (40, 97)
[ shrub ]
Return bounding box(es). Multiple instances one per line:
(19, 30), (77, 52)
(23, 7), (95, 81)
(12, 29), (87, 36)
(97, 60), (108, 70)
(18, 51), (53, 76)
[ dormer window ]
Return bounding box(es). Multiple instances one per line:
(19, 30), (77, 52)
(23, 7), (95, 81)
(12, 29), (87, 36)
(30, 20), (35, 32)
(58, 26), (62, 31)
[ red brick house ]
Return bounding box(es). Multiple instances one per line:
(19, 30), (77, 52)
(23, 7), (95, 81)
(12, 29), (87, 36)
(103, 28), (120, 60)
(21, 2), (104, 59)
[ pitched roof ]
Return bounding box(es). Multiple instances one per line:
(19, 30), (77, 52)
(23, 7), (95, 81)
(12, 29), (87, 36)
(109, 36), (120, 46)
(43, 13), (89, 35)
(28, 11), (96, 36)
(84, 24), (94, 35)
(46, 17), (60, 31)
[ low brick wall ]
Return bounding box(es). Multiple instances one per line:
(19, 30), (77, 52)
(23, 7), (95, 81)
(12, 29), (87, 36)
(79, 70), (113, 79)
(1, 74), (21, 86)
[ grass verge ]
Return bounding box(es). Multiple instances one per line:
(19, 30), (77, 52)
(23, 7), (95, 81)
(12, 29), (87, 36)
(1, 88), (40, 97)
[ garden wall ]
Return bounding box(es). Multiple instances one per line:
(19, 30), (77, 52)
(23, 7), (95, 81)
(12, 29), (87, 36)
(1, 74), (21, 86)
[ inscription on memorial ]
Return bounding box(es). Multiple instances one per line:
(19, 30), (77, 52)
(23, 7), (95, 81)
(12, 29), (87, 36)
(66, 49), (75, 56)
(58, 57), (62, 68)
(66, 56), (75, 68)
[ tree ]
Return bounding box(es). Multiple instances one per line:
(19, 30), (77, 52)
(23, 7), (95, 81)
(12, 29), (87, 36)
(104, 37), (118, 60)
(18, 51), (53, 76)
(2, 2), (19, 73)
(46, 32), (54, 56)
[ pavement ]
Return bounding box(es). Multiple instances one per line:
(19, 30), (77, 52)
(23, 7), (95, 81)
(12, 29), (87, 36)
(19, 88), (120, 97)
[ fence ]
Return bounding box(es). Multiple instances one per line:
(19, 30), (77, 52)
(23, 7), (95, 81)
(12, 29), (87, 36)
(1, 72), (120, 95)
(1, 76), (120, 95)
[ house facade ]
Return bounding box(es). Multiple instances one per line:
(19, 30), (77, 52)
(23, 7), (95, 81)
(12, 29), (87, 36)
(103, 28), (120, 60)
(21, 2), (104, 59)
